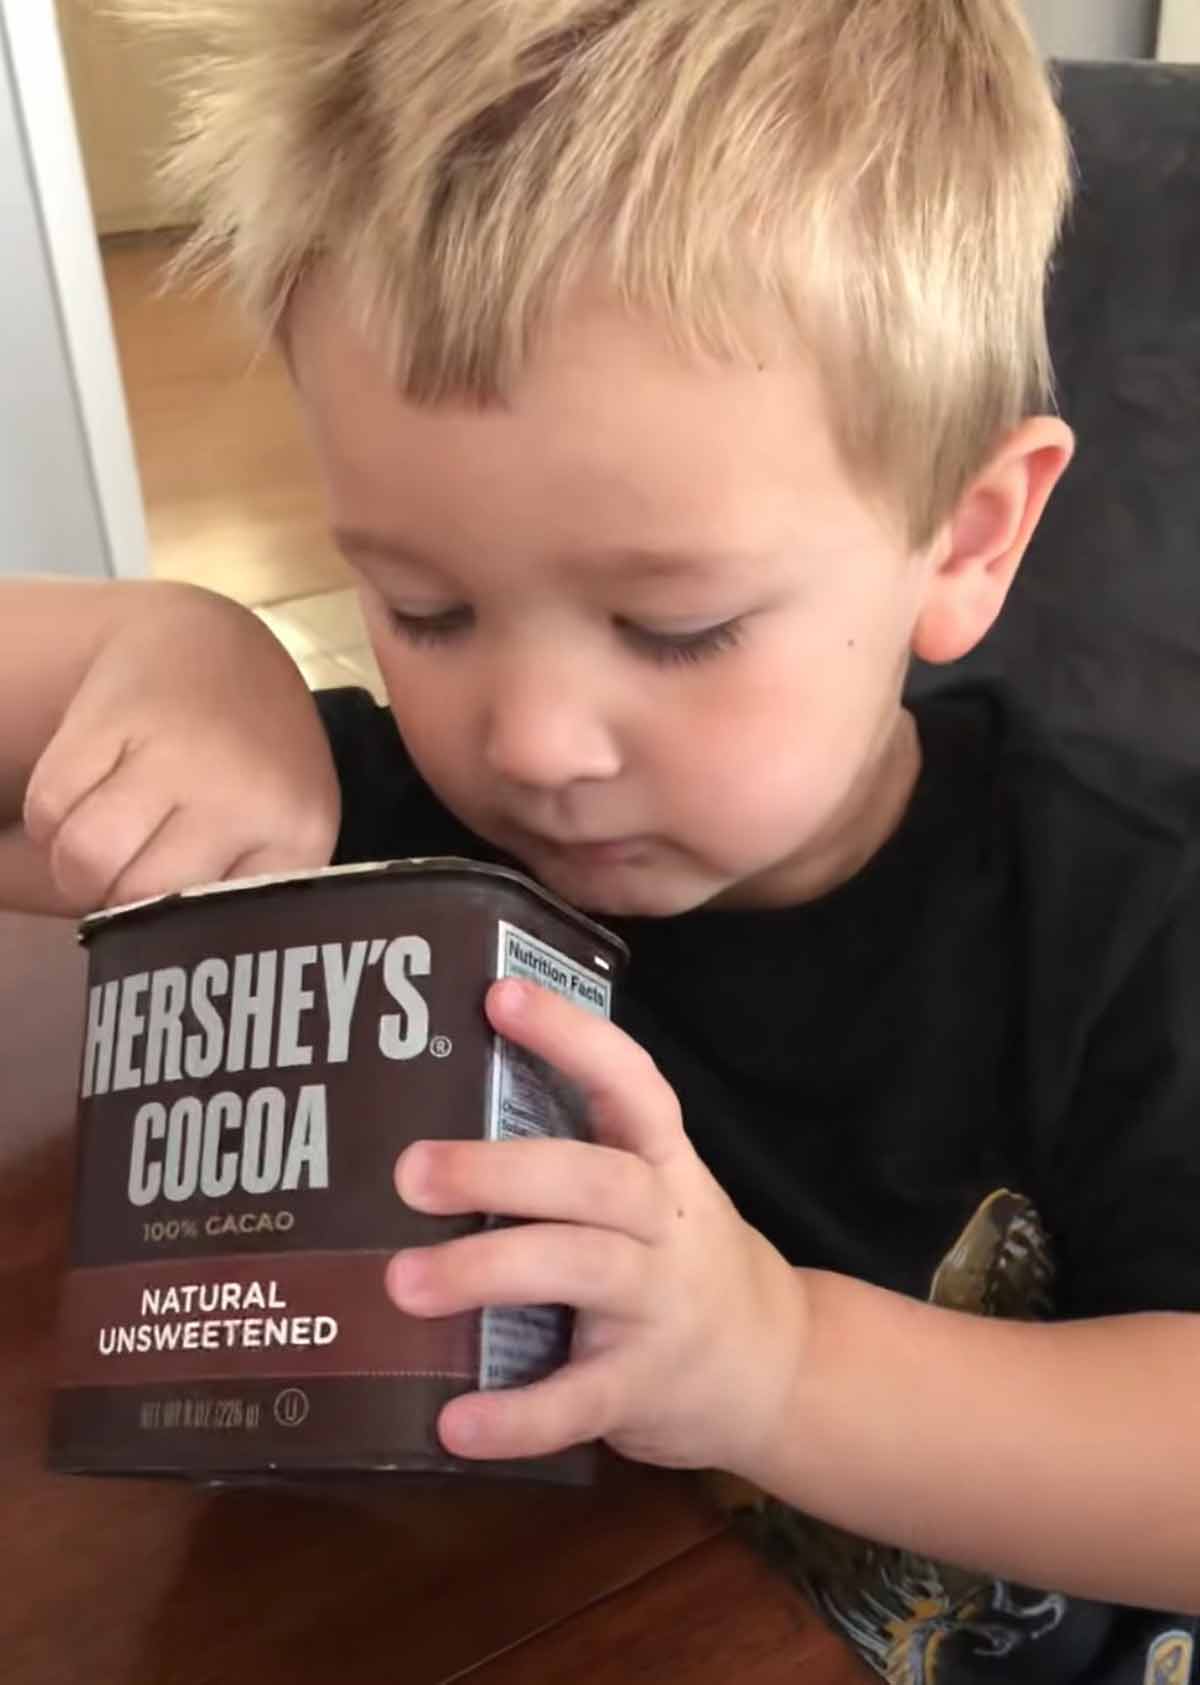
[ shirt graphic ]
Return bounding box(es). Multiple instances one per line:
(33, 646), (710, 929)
(717, 1192), (1198, 1685)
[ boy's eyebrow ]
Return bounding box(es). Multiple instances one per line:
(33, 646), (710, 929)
(333, 528), (756, 579)
(333, 529), (430, 567)
(579, 547), (732, 580)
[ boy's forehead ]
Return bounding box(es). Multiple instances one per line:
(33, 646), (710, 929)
(290, 274), (894, 564)
(332, 524), (778, 585)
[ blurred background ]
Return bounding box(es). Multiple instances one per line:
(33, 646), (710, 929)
(54, 0), (1177, 251)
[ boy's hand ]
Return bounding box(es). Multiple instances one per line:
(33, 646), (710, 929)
(22, 588), (340, 912)
(389, 978), (806, 1478)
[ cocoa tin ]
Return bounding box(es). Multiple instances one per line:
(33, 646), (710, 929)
(49, 858), (628, 1487)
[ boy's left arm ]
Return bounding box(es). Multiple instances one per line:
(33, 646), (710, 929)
(389, 870), (1200, 1617)
(745, 1269), (1200, 1614)
(752, 853), (1200, 1615)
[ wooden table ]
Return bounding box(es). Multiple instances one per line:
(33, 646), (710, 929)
(2, 910), (868, 1685)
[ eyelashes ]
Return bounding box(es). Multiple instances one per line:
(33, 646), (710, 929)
(386, 607), (472, 644)
(385, 607), (746, 667)
(614, 617), (746, 665)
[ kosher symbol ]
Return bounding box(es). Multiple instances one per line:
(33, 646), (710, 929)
(273, 1388), (310, 1428)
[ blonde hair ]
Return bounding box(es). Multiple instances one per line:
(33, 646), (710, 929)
(123, 0), (1071, 546)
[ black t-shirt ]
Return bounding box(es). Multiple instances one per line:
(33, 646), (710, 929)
(316, 681), (1200, 1685)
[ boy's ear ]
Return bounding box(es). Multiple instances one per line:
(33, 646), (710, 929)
(912, 417), (1074, 665)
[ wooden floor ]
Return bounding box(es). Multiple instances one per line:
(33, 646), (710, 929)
(102, 234), (384, 699)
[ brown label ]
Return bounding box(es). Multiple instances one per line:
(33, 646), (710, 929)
(56, 1249), (476, 1388)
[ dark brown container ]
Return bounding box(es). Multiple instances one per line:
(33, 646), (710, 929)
(49, 858), (627, 1488)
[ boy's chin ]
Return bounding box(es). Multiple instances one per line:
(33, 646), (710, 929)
(529, 860), (729, 921)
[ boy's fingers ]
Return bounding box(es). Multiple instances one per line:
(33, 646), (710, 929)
(103, 810), (264, 910)
(438, 1358), (615, 1462)
(45, 763), (175, 911)
(23, 731), (128, 848)
(386, 1223), (648, 1320)
(395, 1138), (665, 1243)
(485, 980), (684, 1165)
(96, 808), (336, 910)
(225, 835), (338, 884)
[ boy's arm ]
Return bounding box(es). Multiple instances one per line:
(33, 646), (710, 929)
(0, 578), (340, 915)
(747, 1272), (1200, 1613)
(745, 865), (1200, 1614)
(0, 578), (137, 823)
(1, 579), (167, 912)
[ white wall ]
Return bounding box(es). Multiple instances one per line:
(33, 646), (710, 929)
(0, 1), (146, 579)
(56, 0), (206, 235)
(1158, 0), (1200, 60)
(1023, 0), (1160, 59)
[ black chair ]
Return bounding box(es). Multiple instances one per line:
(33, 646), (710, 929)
(907, 60), (1200, 796)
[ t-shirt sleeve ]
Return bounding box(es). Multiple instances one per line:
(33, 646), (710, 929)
(312, 686), (491, 867)
(312, 686), (419, 865)
(1041, 856), (1200, 1320)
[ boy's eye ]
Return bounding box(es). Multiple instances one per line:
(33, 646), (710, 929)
(617, 617), (746, 665)
(385, 605), (746, 665)
(386, 606), (472, 643)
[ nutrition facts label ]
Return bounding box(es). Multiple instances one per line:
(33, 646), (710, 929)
(480, 923), (612, 1391)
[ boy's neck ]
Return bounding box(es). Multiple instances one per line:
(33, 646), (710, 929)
(712, 708), (922, 911)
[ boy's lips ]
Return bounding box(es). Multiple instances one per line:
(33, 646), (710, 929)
(517, 830), (654, 866)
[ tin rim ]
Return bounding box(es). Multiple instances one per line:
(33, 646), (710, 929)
(78, 855), (629, 971)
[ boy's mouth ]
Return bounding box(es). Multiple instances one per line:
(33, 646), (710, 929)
(518, 831), (654, 868)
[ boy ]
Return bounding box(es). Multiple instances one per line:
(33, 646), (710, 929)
(4, 2), (1199, 1679)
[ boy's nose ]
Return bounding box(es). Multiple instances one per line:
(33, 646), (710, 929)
(482, 686), (622, 791)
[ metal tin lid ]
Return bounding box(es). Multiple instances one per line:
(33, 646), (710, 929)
(78, 856), (629, 972)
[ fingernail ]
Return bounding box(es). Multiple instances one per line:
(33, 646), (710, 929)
(395, 1142), (431, 1204)
(388, 1252), (425, 1301)
(493, 978), (529, 1015)
(444, 1400), (481, 1451)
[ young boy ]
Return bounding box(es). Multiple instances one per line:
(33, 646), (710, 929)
(4, 2), (1199, 1679)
